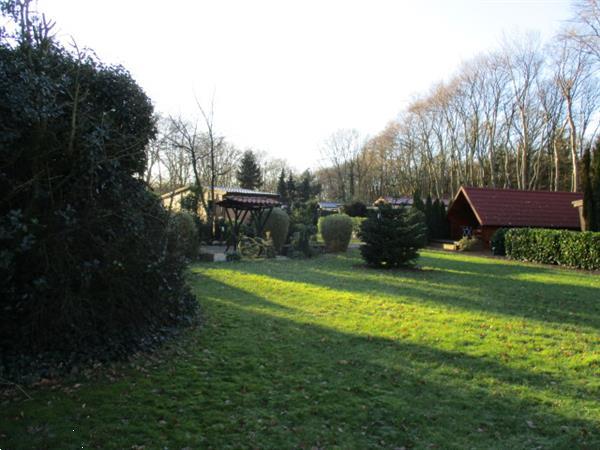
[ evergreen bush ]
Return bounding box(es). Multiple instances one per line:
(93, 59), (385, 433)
(490, 228), (509, 256)
(343, 201), (368, 217)
(319, 214), (353, 252)
(169, 211), (200, 260)
(0, 3), (196, 377)
(263, 207), (290, 253)
(505, 228), (600, 270)
(358, 204), (427, 268)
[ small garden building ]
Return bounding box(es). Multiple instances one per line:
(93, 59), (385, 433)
(161, 186), (279, 221)
(447, 187), (582, 246)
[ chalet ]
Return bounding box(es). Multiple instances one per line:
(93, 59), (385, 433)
(447, 187), (582, 246)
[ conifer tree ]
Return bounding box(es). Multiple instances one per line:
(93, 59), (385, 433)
(236, 150), (262, 190)
(582, 146), (594, 231)
(277, 169), (288, 204)
(358, 204), (427, 268)
(592, 139), (600, 230)
(425, 194), (434, 239)
(412, 190), (425, 211)
(286, 173), (296, 204)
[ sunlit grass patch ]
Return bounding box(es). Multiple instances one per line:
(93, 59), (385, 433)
(1, 249), (599, 449)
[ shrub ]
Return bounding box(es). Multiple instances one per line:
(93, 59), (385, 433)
(490, 228), (509, 256)
(457, 236), (480, 252)
(358, 204), (427, 268)
(343, 201), (368, 217)
(505, 228), (600, 270)
(0, 4), (196, 377)
(289, 223), (319, 258)
(169, 211), (200, 260)
(263, 208), (290, 253)
(319, 214), (353, 252)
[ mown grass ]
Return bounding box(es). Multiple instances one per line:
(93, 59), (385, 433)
(1, 249), (599, 449)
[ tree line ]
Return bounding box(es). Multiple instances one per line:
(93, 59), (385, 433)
(318, 1), (600, 202)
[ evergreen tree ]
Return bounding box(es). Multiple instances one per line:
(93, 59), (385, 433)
(438, 201), (450, 238)
(297, 170), (321, 202)
(286, 173), (296, 204)
(298, 171), (312, 202)
(592, 139), (600, 231)
(277, 169), (288, 204)
(236, 150), (262, 190)
(358, 204), (427, 268)
(582, 146), (594, 231)
(425, 194), (434, 240)
(412, 190), (425, 212)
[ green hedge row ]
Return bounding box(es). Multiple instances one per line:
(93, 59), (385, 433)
(505, 228), (600, 270)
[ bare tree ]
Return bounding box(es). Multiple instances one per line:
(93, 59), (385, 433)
(320, 129), (365, 201)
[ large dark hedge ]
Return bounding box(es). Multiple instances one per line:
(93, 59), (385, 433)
(505, 228), (600, 270)
(359, 204), (427, 268)
(0, 4), (196, 374)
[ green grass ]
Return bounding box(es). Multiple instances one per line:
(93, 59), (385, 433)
(1, 250), (599, 449)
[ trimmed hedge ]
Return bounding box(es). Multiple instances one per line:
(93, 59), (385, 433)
(505, 228), (600, 270)
(263, 207), (290, 253)
(318, 214), (353, 252)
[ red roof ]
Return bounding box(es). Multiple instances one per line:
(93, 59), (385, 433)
(218, 195), (281, 208)
(452, 187), (582, 228)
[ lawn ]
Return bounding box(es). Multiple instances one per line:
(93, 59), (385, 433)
(1, 250), (599, 449)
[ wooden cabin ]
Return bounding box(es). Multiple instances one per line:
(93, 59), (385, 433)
(447, 187), (582, 247)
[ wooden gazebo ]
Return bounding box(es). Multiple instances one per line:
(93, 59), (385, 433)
(217, 193), (281, 251)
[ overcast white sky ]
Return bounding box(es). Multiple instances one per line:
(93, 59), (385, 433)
(37, 0), (572, 171)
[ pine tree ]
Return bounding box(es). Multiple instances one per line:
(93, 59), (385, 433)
(277, 169), (288, 204)
(236, 150), (262, 190)
(358, 204), (427, 268)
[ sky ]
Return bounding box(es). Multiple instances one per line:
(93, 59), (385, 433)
(36, 0), (573, 171)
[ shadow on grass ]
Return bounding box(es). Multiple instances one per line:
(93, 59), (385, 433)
(190, 274), (599, 448)
(226, 251), (600, 332)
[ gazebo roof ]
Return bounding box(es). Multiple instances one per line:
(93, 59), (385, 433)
(217, 194), (281, 210)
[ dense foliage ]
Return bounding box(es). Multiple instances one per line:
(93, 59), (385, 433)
(343, 201), (367, 217)
(490, 228), (509, 256)
(582, 139), (600, 231)
(277, 168), (321, 206)
(412, 194), (450, 240)
(505, 228), (600, 270)
(262, 207), (290, 253)
(0, 3), (196, 375)
(169, 211), (200, 259)
(318, 213), (353, 252)
(358, 204), (427, 268)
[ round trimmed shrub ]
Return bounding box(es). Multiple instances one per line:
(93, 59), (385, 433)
(263, 208), (290, 253)
(318, 213), (353, 252)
